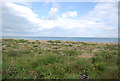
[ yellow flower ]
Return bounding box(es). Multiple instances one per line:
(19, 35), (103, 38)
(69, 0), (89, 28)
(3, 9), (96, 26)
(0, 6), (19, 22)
(96, 64), (99, 66)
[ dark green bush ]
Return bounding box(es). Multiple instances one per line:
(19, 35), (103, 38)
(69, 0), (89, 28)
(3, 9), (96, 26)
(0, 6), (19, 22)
(47, 40), (61, 44)
(18, 39), (28, 43)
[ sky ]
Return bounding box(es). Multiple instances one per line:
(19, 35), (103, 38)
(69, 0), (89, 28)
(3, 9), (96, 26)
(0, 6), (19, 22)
(2, 2), (118, 38)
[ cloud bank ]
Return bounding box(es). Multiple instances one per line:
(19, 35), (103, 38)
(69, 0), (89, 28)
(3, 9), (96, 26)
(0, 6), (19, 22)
(2, 2), (118, 37)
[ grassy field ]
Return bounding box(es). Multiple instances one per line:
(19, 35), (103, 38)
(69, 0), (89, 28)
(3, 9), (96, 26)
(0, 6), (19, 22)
(2, 39), (118, 79)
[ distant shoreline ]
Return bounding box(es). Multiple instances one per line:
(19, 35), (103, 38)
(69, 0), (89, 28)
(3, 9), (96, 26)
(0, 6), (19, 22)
(2, 36), (118, 43)
(2, 38), (118, 44)
(2, 36), (118, 39)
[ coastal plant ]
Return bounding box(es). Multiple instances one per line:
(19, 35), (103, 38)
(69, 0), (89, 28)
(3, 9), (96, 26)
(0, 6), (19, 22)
(47, 40), (61, 44)
(94, 63), (107, 71)
(35, 40), (41, 44)
(2, 39), (118, 79)
(5, 49), (19, 57)
(31, 53), (58, 66)
(39, 54), (58, 65)
(47, 40), (54, 44)
(20, 48), (31, 54)
(31, 61), (39, 68)
(104, 44), (118, 50)
(33, 45), (39, 47)
(63, 49), (80, 56)
(2, 64), (24, 79)
(31, 42), (36, 44)
(18, 39), (28, 43)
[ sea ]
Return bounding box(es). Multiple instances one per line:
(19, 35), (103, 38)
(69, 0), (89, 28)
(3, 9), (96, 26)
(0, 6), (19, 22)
(2, 36), (119, 43)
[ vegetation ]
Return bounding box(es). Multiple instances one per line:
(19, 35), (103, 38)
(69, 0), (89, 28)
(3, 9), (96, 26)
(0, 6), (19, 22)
(2, 39), (118, 79)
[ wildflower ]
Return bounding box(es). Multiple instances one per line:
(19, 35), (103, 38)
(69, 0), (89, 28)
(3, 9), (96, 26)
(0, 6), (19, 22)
(93, 68), (95, 70)
(96, 64), (99, 66)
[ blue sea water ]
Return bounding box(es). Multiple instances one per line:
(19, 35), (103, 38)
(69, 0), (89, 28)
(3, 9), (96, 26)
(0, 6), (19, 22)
(2, 36), (118, 43)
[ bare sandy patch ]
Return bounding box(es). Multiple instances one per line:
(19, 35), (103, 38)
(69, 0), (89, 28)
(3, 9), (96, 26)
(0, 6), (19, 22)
(28, 40), (48, 43)
(78, 53), (95, 58)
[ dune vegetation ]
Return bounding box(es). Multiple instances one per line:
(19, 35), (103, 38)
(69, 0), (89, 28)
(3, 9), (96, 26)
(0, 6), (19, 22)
(2, 39), (118, 79)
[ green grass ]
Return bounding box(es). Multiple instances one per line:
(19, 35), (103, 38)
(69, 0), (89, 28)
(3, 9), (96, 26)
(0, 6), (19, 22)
(63, 49), (82, 56)
(2, 39), (118, 79)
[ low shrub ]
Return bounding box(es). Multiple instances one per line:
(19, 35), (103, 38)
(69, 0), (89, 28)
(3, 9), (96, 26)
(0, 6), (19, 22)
(19, 48), (31, 54)
(38, 54), (58, 65)
(5, 49), (19, 57)
(18, 39), (28, 43)
(31, 54), (58, 67)
(2, 39), (118, 79)
(3, 64), (24, 79)
(94, 63), (107, 71)
(63, 50), (80, 56)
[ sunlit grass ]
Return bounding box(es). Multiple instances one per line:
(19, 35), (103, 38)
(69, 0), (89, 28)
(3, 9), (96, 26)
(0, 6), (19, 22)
(2, 39), (118, 79)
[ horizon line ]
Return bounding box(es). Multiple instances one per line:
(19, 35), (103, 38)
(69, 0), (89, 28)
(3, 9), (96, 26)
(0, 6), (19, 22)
(2, 36), (118, 38)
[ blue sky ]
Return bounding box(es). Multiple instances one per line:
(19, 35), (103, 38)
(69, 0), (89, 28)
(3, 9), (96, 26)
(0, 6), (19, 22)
(29, 2), (96, 18)
(2, 2), (118, 38)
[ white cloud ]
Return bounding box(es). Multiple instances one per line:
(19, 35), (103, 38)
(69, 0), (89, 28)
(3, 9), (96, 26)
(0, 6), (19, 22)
(5, 3), (37, 17)
(62, 11), (78, 18)
(49, 8), (58, 14)
(2, 2), (118, 37)
(2, 2), (42, 34)
(84, 2), (118, 24)
(1, 0), (119, 2)
(44, 7), (59, 20)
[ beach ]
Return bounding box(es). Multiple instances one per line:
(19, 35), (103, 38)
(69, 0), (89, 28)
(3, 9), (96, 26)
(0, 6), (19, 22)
(2, 39), (118, 79)
(2, 1), (118, 80)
